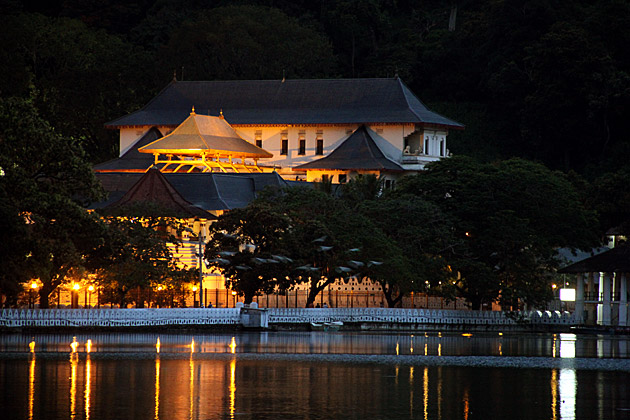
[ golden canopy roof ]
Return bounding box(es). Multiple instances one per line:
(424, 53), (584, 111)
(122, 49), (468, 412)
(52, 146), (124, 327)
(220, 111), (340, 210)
(139, 110), (272, 159)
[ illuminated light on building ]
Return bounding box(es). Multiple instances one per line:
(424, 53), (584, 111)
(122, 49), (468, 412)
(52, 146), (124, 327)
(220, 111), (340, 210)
(559, 288), (576, 302)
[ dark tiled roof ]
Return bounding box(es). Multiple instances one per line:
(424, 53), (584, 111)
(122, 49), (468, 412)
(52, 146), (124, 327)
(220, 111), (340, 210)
(139, 113), (272, 158)
(93, 127), (162, 172)
(94, 171), (290, 212)
(105, 78), (464, 128)
(558, 244), (630, 273)
(293, 125), (403, 172)
(103, 168), (213, 218)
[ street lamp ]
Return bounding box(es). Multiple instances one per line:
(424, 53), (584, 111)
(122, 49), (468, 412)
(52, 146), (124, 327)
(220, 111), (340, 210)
(192, 285), (198, 307)
(72, 283), (80, 309)
(231, 291), (237, 308)
(29, 281), (39, 309)
(87, 285), (94, 308)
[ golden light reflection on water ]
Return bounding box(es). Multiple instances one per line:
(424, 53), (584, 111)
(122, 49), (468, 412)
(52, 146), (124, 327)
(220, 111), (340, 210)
(28, 353), (35, 420)
(85, 355), (91, 420)
(229, 358), (236, 420)
(463, 388), (470, 420)
(229, 337), (236, 354)
(423, 367), (429, 420)
(189, 351), (194, 420)
(70, 351), (78, 420)
(155, 356), (160, 420)
(409, 366), (414, 416)
(551, 369), (558, 420)
(156, 337), (161, 354)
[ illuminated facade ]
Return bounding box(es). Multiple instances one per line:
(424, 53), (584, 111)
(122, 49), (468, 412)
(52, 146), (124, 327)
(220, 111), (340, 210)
(89, 78), (465, 308)
(105, 77), (464, 182)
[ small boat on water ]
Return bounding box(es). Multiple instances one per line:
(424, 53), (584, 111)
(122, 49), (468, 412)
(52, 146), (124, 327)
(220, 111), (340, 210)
(310, 321), (343, 331)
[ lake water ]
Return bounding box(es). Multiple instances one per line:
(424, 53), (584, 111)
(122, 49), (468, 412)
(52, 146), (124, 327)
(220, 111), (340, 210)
(1, 331), (629, 419)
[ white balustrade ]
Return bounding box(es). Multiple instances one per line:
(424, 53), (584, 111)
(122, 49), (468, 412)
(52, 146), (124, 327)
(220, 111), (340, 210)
(0, 307), (576, 328)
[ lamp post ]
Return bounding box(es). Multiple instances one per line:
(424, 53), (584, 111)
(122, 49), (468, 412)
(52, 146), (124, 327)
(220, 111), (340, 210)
(29, 282), (39, 309)
(87, 285), (94, 308)
(192, 285), (198, 308)
(72, 283), (80, 309)
(232, 291), (237, 308)
(198, 231), (205, 308)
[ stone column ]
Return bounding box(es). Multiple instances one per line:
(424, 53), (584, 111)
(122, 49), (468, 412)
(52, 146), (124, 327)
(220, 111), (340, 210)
(597, 272), (612, 326)
(620, 273), (628, 327)
(575, 273), (584, 324)
(586, 272), (596, 324)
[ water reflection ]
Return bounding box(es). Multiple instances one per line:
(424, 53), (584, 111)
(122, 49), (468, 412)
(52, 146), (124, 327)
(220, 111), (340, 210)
(85, 354), (92, 420)
(154, 356), (160, 420)
(28, 353), (35, 420)
(4, 332), (630, 358)
(6, 333), (630, 420)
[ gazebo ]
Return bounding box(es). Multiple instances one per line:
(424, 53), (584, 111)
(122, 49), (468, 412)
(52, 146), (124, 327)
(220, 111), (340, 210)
(139, 109), (272, 173)
(559, 245), (630, 326)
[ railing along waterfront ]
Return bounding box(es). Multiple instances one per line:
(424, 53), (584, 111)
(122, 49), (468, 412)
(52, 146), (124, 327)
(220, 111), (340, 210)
(0, 307), (575, 328)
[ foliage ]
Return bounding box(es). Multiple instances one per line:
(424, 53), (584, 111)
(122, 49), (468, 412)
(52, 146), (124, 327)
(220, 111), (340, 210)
(205, 199), (293, 304)
(396, 156), (599, 309)
(0, 96), (105, 307)
(93, 216), (195, 308)
(159, 5), (337, 81)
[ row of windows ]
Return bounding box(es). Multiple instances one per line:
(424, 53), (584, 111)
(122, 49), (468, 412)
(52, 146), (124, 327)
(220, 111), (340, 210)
(256, 138), (325, 156)
(322, 174), (396, 188)
(254, 130), (324, 156)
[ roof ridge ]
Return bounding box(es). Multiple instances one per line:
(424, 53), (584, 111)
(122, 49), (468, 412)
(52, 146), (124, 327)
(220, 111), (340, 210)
(173, 77), (399, 84)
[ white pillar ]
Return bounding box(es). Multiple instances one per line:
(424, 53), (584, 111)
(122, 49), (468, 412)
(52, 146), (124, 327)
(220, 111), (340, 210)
(597, 272), (612, 326)
(575, 273), (584, 323)
(619, 273), (628, 327)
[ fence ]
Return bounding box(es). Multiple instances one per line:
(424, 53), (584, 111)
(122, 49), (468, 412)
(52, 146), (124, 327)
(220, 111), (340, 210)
(0, 307), (575, 328)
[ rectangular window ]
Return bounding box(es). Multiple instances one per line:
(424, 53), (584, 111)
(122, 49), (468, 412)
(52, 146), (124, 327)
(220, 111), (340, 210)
(322, 174), (329, 183)
(281, 130), (288, 155)
(338, 174), (347, 184)
(281, 139), (288, 155)
(440, 138), (445, 156)
(316, 130), (324, 155)
(424, 136), (430, 155)
(255, 130), (262, 148)
(298, 139), (306, 155)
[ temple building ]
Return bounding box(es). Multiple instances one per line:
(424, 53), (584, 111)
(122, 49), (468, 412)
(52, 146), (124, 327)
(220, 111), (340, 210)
(91, 77), (465, 308)
(104, 77), (463, 182)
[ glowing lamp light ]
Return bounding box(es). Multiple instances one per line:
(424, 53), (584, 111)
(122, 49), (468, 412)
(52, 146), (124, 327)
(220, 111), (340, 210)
(231, 291), (237, 296)
(70, 337), (79, 353)
(30, 282), (38, 290)
(72, 284), (80, 291)
(560, 288), (576, 302)
(88, 285), (94, 292)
